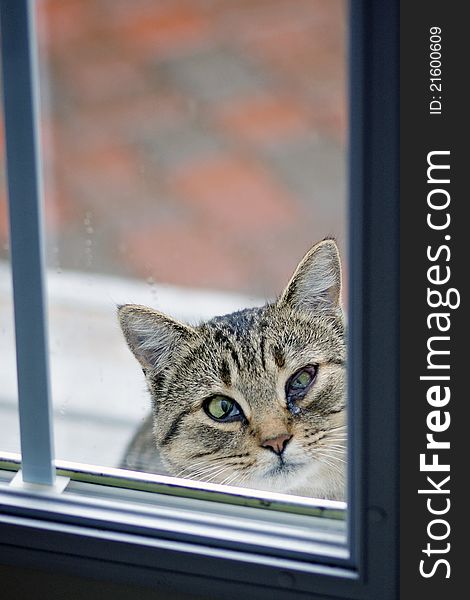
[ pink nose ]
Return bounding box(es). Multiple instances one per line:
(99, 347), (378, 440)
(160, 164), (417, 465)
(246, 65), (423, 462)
(261, 434), (292, 455)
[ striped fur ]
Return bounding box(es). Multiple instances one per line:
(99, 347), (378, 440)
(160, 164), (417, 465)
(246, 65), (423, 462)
(118, 240), (346, 500)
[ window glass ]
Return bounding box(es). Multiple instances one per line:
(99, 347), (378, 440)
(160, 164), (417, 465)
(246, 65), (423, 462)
(36, 0), (347, 501)
(0, 83), (20, 456)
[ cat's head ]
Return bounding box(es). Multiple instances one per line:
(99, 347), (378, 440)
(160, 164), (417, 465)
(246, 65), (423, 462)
(118, 239), (346, 499)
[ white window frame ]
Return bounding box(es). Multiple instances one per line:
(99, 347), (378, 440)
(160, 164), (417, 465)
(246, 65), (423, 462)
(0, 1), (399, 598)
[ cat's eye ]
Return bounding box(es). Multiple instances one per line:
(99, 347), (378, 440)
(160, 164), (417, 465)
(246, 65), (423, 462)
(286, 365), (318, 406)
(204, 395), (243, 422)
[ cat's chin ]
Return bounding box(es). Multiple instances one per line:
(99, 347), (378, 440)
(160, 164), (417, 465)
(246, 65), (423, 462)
(238, 459), (346, 501)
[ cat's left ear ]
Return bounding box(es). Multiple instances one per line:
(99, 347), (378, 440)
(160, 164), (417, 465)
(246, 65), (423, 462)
(277, 239), (342, 313)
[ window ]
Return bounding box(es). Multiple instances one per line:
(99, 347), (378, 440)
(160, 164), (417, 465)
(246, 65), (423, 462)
(0, 151), (18, 459)
(0, 1), (399, 598)
(4, 0), (349, 484)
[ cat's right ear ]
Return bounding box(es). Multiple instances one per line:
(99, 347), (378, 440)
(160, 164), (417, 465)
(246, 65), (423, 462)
(117, 304), (197, 372)
(277, 239), (342, 313)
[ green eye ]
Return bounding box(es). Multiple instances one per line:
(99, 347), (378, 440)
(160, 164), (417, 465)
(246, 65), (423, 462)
(204, 395), (242, 422)
(292, 370), (312, 389)
(286, 365), (318, 408)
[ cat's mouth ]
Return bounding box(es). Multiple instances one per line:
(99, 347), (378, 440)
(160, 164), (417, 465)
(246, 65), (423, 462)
(265, 458), (305, 477)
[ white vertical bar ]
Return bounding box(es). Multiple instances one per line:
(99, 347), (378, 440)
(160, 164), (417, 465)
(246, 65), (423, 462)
(0, 0), (55, 485)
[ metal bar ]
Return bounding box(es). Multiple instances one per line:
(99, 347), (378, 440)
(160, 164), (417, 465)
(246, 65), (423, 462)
(348, 0), (400, 596)
(0, 0), (55, 485)
(0, 452), (347, 520)
(347, 0), (365, 570)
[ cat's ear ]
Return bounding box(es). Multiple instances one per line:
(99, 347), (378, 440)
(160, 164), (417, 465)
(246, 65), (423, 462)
(277, 239), (342, 312)
(117, 304), (197, 372)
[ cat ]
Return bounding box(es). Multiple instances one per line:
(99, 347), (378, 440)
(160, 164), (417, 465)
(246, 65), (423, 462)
(118, 239), (346, 500)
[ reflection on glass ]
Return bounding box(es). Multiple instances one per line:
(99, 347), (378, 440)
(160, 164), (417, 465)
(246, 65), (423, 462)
(0, 109), (20, 455)
(34, 0), (347, 499)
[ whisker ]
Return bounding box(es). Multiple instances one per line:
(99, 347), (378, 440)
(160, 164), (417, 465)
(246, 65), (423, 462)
(175, 459), (217, 477)
(319, 452), (346, 465)
(204, 466), (233, 483)
(220, 471), (241, 486)
(182, 463), (227, 480)
(314, 453), (344, 476)
(177, 454), (254, 479)
(322, 438), (347, 445)
(235, 470), (254, 487)
(330, 456), (346, 464)
(191, 468), (227, 483)
(324, 451), (346, 459)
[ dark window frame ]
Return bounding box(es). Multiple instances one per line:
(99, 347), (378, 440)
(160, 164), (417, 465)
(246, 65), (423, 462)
(0, 0), (399, 598)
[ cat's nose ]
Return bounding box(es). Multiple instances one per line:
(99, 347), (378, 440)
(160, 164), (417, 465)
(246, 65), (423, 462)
(261, 434), (292, 455)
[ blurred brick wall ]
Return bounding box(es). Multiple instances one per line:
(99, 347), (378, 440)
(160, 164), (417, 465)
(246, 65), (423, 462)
(0, 0), (347, 297)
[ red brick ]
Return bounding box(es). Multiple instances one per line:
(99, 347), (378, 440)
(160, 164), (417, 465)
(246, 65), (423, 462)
(123, 221), (248, 291)
(117, 4), (213, 61)
(229, 0), (344, 47)
(122, 217), (338, 296)
(39, 0), (95, 49)
(42, 187), (74, 236)
(22, 0), (346, 295)
(63, 142), (141, 209)
(60, 58), (149, 106)
(168, 155), (298, 235)
(91, 93), (186, 132)
(215, 94), (312, 145)
(229, 1), (347, 141)
(0, 193), (9, 244)
(73, 143), (136, 174)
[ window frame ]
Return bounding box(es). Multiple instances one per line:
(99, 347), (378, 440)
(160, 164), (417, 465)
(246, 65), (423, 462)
(0, 0), (399, 598)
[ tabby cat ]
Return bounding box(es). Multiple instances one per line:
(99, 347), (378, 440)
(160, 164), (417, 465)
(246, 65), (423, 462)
(118, 239), (346, 500)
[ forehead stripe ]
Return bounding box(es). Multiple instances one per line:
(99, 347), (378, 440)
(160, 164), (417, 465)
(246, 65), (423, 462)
(272, 346), (285, 368)
(220, 359), (232, 386)
(259, 335), (266, 371)
(229, 346), (242, 371)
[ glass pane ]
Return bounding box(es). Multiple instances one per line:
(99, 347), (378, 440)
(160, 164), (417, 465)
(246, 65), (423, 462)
(0, 78), (20, 455)
(36, 0), (347, 502)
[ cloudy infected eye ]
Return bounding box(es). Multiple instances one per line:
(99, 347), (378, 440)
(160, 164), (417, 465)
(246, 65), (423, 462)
(285, 365), (318, 410)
